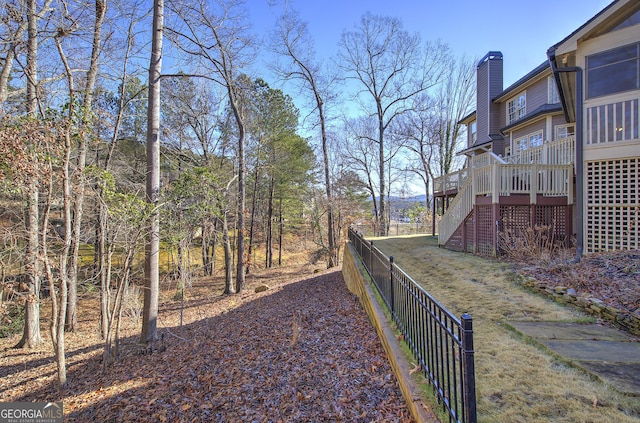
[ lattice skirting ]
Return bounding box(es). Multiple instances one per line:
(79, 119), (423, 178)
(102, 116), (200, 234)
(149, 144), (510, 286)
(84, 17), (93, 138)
(586, 157), (639, 252)
(446, 203), (572, 257)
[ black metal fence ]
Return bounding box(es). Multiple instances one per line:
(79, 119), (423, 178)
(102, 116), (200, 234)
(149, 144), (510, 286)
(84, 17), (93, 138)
(348, 227), (477, 423)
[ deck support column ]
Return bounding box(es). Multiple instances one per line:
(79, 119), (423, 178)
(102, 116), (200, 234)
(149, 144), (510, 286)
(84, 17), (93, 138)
(492, 203), (500, 257)
(473, 204), (479, 254)
(432, 196), (437, 236)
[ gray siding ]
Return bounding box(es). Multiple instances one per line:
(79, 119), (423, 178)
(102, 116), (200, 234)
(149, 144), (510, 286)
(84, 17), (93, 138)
(489, 63), (503, 136)
(476, 53), (503, 145)
(525, 78), (549, 114)
(476, 60), (490, 144)
(511, 120), (546, 141)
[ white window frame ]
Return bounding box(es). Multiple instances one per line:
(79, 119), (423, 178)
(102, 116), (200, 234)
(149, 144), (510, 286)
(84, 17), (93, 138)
(586, 42), (640, 99)
(555, 124), (575, 140)
(548, 76), (560, 104)
(514, 129), (543, 152)
(529, 131), (543, 148)
(470, 120), (477, 144)
(507, 91), (527, 124)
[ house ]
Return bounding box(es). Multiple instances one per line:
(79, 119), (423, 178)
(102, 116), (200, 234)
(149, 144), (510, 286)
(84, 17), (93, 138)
(434, 0), (639, 256)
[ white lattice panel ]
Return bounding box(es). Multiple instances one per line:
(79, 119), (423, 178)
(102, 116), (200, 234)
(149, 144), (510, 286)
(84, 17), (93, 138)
(586, 158), (639, 252)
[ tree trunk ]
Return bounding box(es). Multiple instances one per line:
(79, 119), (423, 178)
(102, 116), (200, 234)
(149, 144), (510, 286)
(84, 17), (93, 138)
(246, 164), (259, 275)
(377, 100), (387, 237)
(66, 0), (105, 332)
(15, 0), (42, 349)
(233, 109), (246, 294)
(278, 196), (283, 266)
(221, 216), (234, 294)
(210, 219), (218, 276)
(201, 223), (210, 276)
(15, 183), (42, 349)
(317, 99), (337, 268)
(141, 0), (163, 344)
(98, 201), (109, 339)
(265, 177), (275, 268)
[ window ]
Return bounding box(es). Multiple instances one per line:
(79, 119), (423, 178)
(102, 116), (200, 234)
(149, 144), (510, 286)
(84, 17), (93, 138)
(529, 132), (543, 148)
(611, 8), (640, 32)
(514, 130), (543, 151)
(470, 121), (477, 144)
(548, 77), (560, 104)
(508, 92), (526, 124)
(555, 124), (575, 140)
(586, 42), (640, 98)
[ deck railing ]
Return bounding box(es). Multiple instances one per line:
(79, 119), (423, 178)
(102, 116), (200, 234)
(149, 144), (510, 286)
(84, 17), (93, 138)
(437, 176), (473, 246)
(473, 163), (573, 202)
(506, 136), (575, 165)
(586, 96), (639, 145)
(435, 139), (575, 246)
(348, 227), (477, 423)
(433, 168), (470, 194)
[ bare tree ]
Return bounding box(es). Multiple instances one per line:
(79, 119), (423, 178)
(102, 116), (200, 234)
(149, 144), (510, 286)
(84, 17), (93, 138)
(64, 0), (107, 332)
(14, 0), (44, 349)
(399, 56), (475, 210)
(167, 0), (256, 293)
(49, 9), (92, 382)
(270, 9), (338, 267)
(432, 56), (475, 176)
(340, 116), (380, 221)
(338, 13), (447, 236)
(395, 98), (436, 210)
(141, 0), (163, 345)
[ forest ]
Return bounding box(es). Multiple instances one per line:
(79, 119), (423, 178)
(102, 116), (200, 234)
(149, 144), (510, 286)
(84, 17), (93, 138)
(0, 0), (475, 386)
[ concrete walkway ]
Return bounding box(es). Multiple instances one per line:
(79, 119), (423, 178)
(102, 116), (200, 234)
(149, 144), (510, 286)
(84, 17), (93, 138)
(507, 321), (640, 396)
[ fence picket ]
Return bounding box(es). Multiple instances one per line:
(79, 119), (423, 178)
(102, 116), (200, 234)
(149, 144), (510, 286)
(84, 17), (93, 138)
(348, 227), (477, 423)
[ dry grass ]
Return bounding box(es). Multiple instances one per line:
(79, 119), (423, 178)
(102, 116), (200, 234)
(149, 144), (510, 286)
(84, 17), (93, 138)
(372, 235), (640, 423)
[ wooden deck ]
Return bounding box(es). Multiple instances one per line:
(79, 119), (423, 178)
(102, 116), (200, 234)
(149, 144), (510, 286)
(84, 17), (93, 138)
(434, 138), (576, 256)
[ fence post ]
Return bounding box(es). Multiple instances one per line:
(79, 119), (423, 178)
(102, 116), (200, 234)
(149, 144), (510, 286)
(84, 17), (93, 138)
(389, 256), (395, 315)
(369, 240), (373, 273)
(461, 313), (477, 423)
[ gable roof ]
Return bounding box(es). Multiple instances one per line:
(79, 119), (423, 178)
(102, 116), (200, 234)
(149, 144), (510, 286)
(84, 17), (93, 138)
(547, 0), (640, 122)
(549, 0), (640, 57)
(500, 103), (563, 133)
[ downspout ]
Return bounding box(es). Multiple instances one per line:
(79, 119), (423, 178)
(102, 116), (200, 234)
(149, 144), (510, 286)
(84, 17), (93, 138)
(547, 48), (583, 261)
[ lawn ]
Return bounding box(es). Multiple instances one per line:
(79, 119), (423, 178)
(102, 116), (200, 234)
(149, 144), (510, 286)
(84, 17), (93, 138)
(372, 235), (640, 423)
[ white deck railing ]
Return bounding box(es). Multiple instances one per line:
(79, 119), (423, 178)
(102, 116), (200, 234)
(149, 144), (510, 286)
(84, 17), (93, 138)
(433, 167), (470, 194)
(586, 95), (639, 145)
(437, 176), (473, 246)
(505, 136), (575, 165)
(474, 163), (574, 202)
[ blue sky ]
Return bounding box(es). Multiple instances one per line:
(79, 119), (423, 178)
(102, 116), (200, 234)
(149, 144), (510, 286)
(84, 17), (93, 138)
(251, 0), (612, 87)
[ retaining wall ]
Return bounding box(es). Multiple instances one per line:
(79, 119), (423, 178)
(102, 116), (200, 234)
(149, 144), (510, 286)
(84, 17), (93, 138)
(342, 243), (437, 423)
(515, 273), (640, 336)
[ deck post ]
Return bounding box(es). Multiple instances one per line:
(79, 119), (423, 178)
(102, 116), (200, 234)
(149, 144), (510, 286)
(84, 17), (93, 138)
(492, 203), (500, 256)
(492, 163), (500, 204)
(432, 196), (437, 236)
(530, 164), (538, 204)
(473, 204), (479, 254)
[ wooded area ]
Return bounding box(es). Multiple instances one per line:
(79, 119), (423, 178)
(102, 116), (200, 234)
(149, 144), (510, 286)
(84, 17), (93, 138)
(0, 0), (474, 387)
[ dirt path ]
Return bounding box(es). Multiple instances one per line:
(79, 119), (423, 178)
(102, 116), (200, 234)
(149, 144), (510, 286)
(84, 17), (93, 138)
(372, 235), (640, 423)
(1, 266), (413, 422)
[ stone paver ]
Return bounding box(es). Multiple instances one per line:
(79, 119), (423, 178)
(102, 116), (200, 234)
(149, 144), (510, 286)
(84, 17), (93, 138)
(508, 321), (640, 395)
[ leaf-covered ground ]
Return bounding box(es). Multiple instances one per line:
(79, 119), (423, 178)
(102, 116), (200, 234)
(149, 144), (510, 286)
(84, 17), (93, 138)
(0, 265), (414, 422)
(514, 249), (640, 316)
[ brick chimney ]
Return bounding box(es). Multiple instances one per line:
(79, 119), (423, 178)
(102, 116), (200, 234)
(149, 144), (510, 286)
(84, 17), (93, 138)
(475, 52), (503, 146)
